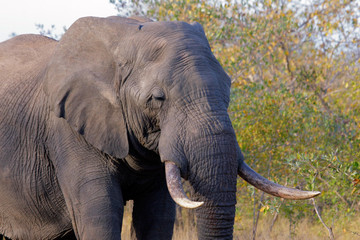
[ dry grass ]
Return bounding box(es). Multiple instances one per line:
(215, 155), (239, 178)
(232, 217), (359, 240)
(121, 203), (360, 239)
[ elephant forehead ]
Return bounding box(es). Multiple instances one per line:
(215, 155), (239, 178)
(140, 21), (196, 36)
(125, 21), (231, 102)
(140, 51), (228, 102)
(138, 55), (221, 95)
(134, 22), (209, 57)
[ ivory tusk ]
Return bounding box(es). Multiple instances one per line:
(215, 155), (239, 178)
(165, 161), (204, 209)
(238, 161), (321, 200)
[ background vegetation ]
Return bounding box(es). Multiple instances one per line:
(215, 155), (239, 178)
(40, 0), (360, 238)
(112, 0), (360, 239)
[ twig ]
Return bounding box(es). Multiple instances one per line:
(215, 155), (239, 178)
(252, 191), (257, 240)
(252, 192), (265, 240)
(269, 198), (284, 233)
(316, 174), (350, 206)
(306, 161), (350, 206)
(312, 198), (335, 240)
(252, 156), (273, 240)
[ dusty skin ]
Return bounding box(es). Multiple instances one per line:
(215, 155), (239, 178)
(0, 16), (319, 240)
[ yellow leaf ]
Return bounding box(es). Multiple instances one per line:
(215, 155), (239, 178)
(260, 205), (269, 212)
(250, 67), (256, 74)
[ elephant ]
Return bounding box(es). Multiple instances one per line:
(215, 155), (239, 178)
(0, 16), (320, 240)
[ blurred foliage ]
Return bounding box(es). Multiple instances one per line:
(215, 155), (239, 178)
(35, 24), (67, 40)
(111, 0), (360, 235)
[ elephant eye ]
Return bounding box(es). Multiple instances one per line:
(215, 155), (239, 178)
(151, 87), (165, 101)
(145, 87), (165, 110)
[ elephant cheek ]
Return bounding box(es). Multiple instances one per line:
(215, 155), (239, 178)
(158, 123), (188, 178)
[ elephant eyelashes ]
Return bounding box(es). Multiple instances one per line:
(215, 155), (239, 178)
(146, 87), (165, 109)
(151, 87), (166, 101)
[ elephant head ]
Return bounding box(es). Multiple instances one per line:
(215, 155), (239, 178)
(44, 16), (319, 239)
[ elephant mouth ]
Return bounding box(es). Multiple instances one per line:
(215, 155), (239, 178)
(164, 159), (321, 209)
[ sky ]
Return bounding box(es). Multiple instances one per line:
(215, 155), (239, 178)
(0, 0), (118, 42)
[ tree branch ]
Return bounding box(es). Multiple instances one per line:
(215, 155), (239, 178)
(312, 198), (335, 240)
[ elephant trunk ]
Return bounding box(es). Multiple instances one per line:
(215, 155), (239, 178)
(189, 133), (237, 239)
(165, 158), (236, 239)
(161, 109), (238, 239)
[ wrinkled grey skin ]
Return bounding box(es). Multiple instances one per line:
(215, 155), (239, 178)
(0, 16), (239, 239)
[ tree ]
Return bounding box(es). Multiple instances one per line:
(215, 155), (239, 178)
(112, 0), (360, 237)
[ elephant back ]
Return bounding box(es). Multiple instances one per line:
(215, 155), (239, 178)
(0, 35), (57, 93)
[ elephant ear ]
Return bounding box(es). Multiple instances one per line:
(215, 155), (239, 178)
(191, 22), (206, 36)
(190, 22), (212, 51)
(43, 17), (131, 159)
